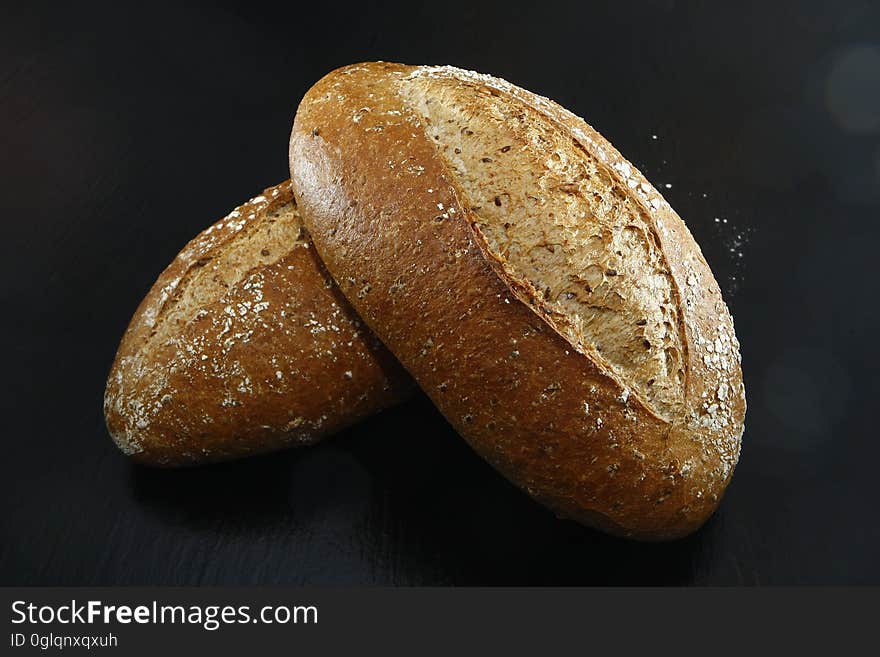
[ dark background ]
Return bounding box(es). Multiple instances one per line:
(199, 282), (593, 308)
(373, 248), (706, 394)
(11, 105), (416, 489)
(1, 0), (877, 585)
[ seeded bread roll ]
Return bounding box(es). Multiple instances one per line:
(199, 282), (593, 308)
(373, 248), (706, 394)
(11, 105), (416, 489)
(104, 181), (412, 466)
(290, 63), (746, 539)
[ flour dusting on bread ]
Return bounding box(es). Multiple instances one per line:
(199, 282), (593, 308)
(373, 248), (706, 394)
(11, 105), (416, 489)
(104, 182), (411, 465)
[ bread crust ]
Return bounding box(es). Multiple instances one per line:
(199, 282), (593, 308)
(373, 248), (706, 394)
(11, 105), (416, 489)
(104, 181), (412, 466)
(290, 63), (745, 539)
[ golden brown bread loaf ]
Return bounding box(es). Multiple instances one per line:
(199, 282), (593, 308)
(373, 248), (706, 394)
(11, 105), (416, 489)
(104, 181), (412, 466)
(290, 63), (746, 539)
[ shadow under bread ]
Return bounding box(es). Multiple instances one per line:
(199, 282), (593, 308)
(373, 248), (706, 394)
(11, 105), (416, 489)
(128, 390), (711, 584)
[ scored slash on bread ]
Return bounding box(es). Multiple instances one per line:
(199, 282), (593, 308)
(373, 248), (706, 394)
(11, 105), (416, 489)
(104, 181), (412, 466)
(290, 63), (745, 539)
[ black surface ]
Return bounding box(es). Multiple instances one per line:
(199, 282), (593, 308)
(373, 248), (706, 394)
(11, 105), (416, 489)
(2, 0), (878, 585)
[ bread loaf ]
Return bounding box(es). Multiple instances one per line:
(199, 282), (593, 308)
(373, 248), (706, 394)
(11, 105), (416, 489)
(290, 63), (745, 539)
(104, 181), (412, 466)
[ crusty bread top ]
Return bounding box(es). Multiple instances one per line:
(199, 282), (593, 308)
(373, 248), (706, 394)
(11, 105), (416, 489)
(401, 73), (686, 421)
(402, 64), (745, 488)
(290, 63), (745, 538)
(104, 181), (411, 465)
